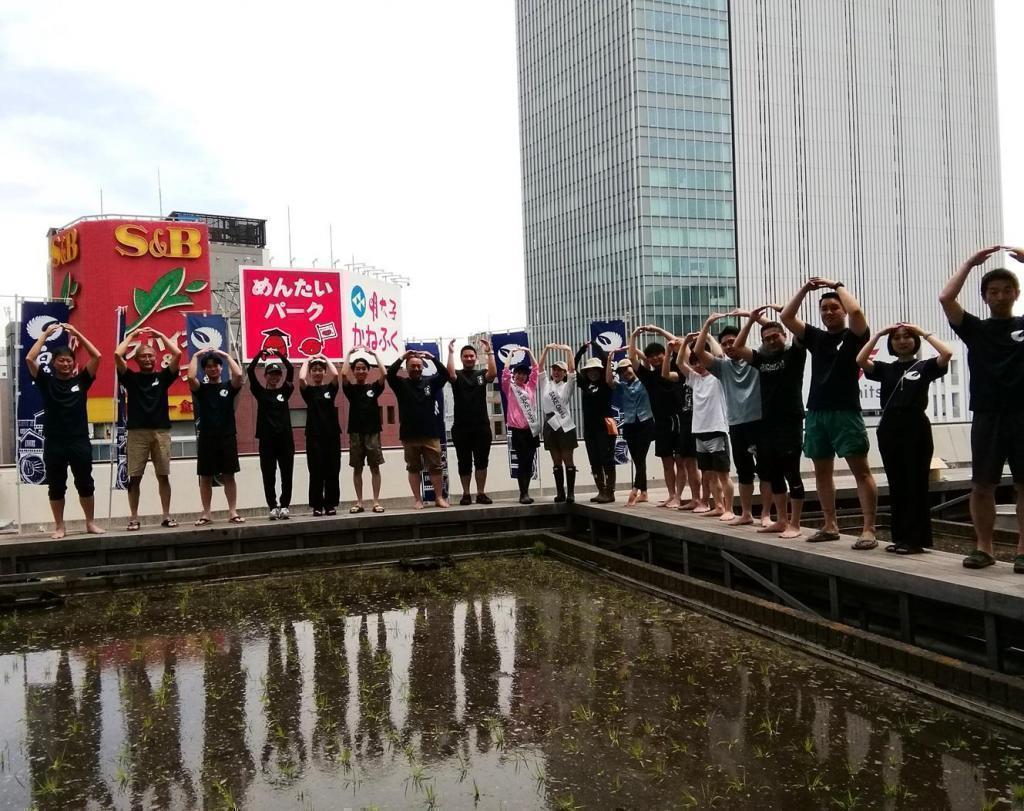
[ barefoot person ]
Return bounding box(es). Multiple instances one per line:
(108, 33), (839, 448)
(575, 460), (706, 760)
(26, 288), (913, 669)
(247, 349), (294, 520)
(114, 328), (181, 530)
(538, 344), (578, 503)
(611, 355), (655, 507)
(26, 323), (104, 539)
(727, 307), (806, 538)
(387, 350), (450, 509)
(447, 338), (497, 505)
(940, 245), (1024, 571)
(299, 356), (341, 516)
(657, 338), (704, 510)
(188, 349), (245, 525)
(780, 277), (878, 549)
(341, 347), (386, 514)
(857, 323), (952, 554)
(501, 350), (542, 504)
(677, 333), (734, 521)
(575, 341), (617, 503)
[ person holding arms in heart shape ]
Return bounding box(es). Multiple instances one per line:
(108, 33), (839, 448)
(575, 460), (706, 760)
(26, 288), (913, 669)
(300, 355), (342, 515)
(247, 348), (295, 520)
(341, 346), (387, 514)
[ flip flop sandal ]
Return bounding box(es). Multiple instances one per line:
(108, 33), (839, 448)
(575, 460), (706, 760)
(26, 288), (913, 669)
(852, 537), (878, 550)
(884, 543), (898, 553)
(350, 506), (365, 514)
(194, 517), (213, 526)
(895, 545), (925, 555)
(126, 520), (141, 531)
(228, 515), (246, 524)
(161, 518), (179, 528)
(372, 505), (385, 513)
(806, 530), (840, 543)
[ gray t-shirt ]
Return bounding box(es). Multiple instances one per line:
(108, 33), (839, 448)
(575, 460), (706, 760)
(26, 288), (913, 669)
(709, 357), (762, 425)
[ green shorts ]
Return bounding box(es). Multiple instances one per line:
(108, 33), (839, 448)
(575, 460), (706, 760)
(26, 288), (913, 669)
(803, 410), (869, 460)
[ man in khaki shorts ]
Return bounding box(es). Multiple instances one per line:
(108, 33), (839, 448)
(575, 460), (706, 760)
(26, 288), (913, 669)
(341, 347), (386, 513)
(115, 327), (181, 530)
(387, 350), (449, 509)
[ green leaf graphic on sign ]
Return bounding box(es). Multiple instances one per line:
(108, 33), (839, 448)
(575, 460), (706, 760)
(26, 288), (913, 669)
(157, 294), (191, 311)
(185, 280), (208, 293)
(128, 267), (188, 331)
(59, 271), (78, 310)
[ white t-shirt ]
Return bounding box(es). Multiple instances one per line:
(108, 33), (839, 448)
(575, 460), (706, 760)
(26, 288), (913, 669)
(540, 376), (577, 431)
(687, 370), (729, 435)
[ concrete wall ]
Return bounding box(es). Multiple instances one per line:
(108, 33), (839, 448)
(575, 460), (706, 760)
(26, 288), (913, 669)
(1, 421), (975, 528)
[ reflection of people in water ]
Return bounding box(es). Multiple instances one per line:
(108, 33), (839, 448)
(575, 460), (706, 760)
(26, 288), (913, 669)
(25, 650), (112, 810)
(355, 614), (393, 758)
(407, 603), (457, 760)
(462, 599), (501, 752)
(202, 634), (255, 805)
(121, 648), (196, 808)
(312, 614), (349, 765)
(261, 622), (307, 776)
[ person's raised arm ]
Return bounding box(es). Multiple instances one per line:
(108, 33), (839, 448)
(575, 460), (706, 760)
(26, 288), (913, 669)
(940, 246), (1002, 327)
(114, 329), (137, 375)
(627, 327), (643, 368)
(187, 350), (202, 391)
(64, 323), (101, 377)
(222, 350), (244, 389)
(387, 352), (409, 384)
(481, 338), (497, 382)
(728, 306), (775, 364)
(574, 341), (589, 381)
(446, 338), (458, 382)
(538, 343), (551, 372)
(280, 352), (294, 384)
(903, 323), (955, 369)
(562, 344), (576, 374)
(427, 353), (448, 388)
(298, 357), (311, 390)
(679, 338), (697, 377)
(662, 338), (681, 381)
(780, 281), (815, 340)
(369, 351), (384, 384)
(855, 327), (892, 375)
(149, 328), (181, 374)
(323, 357), (339, 384)
(25, 323), (62, 378)
(247, 350), (264, 389)
(340, 347), (354, 383)
(813, 277), (868, 336)
(693, 314), (723, 367)
(604, 348), (616, 388)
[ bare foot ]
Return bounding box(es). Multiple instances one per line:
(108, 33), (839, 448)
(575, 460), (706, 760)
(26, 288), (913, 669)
(702, 508), (724, 518)
(719, 511), (736, 522)
(780, 526), (802, 539)
(625, 489), (639, 507)
(677, 500), (695, 511)
(727, 514), (754, 527)
(86, 521), (106, 535)
(757, 521), (787, 534)
(691, 503), (711, 514)
(636, 492), (649, 503)
(51, 525), (66, 540)
(412, 500), (425, 510)
(761, 516), (775, 528)
(657, 497), (675, 508)
(434, 499), (450, 509)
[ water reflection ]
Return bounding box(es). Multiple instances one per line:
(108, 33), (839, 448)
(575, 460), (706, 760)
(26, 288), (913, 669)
(0, 558), (1021, 810)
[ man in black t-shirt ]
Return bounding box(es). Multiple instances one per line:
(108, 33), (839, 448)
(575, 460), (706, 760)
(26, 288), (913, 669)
(247, 350), (295, 519)
(341, 347), (387, 514)
(115, 327), (182, 530)
(781, 278), (877, 548)
(187, 349), (244, 525)
(941, 245), (1024, 571)
(446, 338), (497, 506)
(387, 350), (449, 509)
(300, 356), (341, 515)
(26, 322), (103, 539)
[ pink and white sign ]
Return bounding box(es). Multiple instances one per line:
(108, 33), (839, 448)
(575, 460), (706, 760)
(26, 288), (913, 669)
(239, 267), (344, 361)
(340, 270), (404, 364)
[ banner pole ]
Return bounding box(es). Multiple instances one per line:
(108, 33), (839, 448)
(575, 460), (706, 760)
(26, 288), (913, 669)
(13, 296), (22, 534)
(107, 307), (122, 523)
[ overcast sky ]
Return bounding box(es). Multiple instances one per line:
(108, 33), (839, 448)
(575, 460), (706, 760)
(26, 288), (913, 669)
(0, 1), (1020, 339)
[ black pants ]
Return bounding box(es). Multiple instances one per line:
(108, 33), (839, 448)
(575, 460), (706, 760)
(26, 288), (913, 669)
(44, 437), (94, 501)
(583, 425), (615, 469)
(510, 428), (539, 493)
(623, 419), (655, 490)
(877, 411), (933, 548)
(306, 434), (341, 510)
(259, 432), (294, 508)
(759, 425), (805, 499)
(452, 424), (492, 475)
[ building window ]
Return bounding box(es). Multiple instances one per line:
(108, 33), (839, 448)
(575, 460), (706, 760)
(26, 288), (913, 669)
(387, 405), (396, 425)
(494, 421), (504, 437)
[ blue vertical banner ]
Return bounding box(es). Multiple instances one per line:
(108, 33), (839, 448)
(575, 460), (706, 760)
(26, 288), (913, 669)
(17, 301), (70, 485)
(490, 330), (538, 480)
(404, 340), (449, 501)
(112, 308), (128, 490)
(589, 320), (630, 465)
(185, 313), (229, 358)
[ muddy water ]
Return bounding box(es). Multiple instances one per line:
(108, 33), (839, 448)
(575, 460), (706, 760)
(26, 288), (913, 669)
(0, 558), (1021, 810)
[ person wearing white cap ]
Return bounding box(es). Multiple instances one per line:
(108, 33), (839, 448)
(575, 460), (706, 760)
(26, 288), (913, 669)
(574, 341), (617, 503)
(247, 349), (295, 519)
(611, 354), (655, 507)
(537, 343), (578, 502)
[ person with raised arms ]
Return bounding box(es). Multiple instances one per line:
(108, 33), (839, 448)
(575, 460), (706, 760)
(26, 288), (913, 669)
(575, 340), (617, 503)
(780, 277), (877, 549)
(26, 322), (103, 539)
(940, 245), (1024, 571)
(676, 329), (734, 521)
(611, 351), (656, 507)
(447, 338), (497, 505)
(247, 348), (295, 520)
(114, 327), (182, 530)
(341, 347), (386, 514)
(501, 348), (542, 504)
(188, 348), (245, 525)
(857, 323), (952, 555)
(299, 355), (341, 516)
(726, 306), (806, 538)
(387, 349), (450, 510)
(537, 343), (578, 503)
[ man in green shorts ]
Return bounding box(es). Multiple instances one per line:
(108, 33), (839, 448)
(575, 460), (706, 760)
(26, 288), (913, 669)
(780, 277), (878, 549)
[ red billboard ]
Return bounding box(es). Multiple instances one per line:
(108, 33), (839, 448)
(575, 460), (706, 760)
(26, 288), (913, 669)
(48, 218), (212, 422)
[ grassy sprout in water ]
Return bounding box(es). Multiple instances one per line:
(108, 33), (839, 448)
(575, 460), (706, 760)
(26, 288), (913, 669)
(0, 557), (1021, 810)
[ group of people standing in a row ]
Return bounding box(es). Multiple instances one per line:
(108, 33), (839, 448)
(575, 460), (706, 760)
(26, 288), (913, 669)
(25, 246), (1024, 573)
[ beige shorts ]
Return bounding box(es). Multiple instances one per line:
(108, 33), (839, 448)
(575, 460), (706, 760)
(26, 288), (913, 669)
(127, 429), (171, 477)
(403, 438), (442, 473)
(349, 432), (384, 468)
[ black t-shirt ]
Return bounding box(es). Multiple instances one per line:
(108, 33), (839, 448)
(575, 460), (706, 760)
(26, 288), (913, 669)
(35, 370), (93, 441)
(680, 382), (693, 415)
(635, 363), (683, 420)
(342, 379), (385, 434)
(577, 373), (613, 427)
(750, 343), (807, 426)
(119, 368), (175, 429)
(865, 357), (946, 416)
(301, 383), (340, 437)
(802, 325), (868, 412)
(248, 359), (294, 438)
(951, 313), (1024, 412)
(452, 368), (490, 429)
(387, 360), (448, 440)
(193, 382), (239, 435)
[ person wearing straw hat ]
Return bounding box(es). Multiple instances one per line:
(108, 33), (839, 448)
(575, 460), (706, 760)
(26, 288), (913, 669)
(500, 348), (541, 503)
(574, 341), (617, 503)
(537, 343), (578, 502)
(611, 353), (655, 507)
(247, 348), (294, 520)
